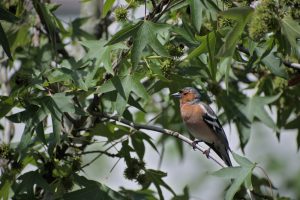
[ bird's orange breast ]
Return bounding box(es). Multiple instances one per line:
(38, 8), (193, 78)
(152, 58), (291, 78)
(180, 103), (205, 121)
(180, 103), (217, 143)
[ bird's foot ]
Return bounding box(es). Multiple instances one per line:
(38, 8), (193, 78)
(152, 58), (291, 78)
(192, 139), (203, 150)
(203, 148), (211, 158)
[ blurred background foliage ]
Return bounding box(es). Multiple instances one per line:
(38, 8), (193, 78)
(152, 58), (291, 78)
(0, 0), (300, 199)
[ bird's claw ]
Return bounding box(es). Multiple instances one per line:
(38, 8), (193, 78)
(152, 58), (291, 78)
(203, 148), (211, 158)
(192, 139), (203, 150)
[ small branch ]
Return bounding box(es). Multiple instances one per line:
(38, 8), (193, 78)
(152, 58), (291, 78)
(64, 112), (77, 124)
(152, 0), (183, 22)
(237, 44), (300, 71)
(80, 150), (120, 158)
(144, 0), (147, 21)
(80, 135), (130, 169)
(97, 112), (226, 168)
(282, 60), (300, 70)
(146, 0), (170, 21)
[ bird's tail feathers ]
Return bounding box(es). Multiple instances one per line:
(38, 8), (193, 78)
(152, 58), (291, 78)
(222, 148), (232, 167)
(206, 143), (232, 167)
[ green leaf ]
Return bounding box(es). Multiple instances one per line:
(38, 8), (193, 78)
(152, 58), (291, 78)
(217, 7), (254, 58)
(51, 93), (75, 114)
(146, 169), (176, 199)
(214, 153), (255, 200)
(6, 105), (45, 125)
(244, 172), (253, 191)
(188, 0), (203, 32)
(51, 112), (61, 146)
(131, 21), (169, 68)
(0, 23), (13, 59)
(131, 24), (148, 68)
(187, 31), (216, 60)
(81, 39), (114, 74)
(106, 21), (143, 46)
(212, 166), (243, 179)
(242, 93), (282, 129)
(90, 123), (127, 142)
(33, 0), (57, 43)
(132, 133), (145, 159)
(17, 124), (34, 153)
(172, 186), (190, 200)
(0, 96), (16, 119)
(65, 174), (126, 200)
(172, 26), (198, 45)
(281, 15), (300, 54)
(102, 0), (116, 18)
(235, 121), (251, 152)
(232, 152), (254, 168)
(49, 60), (95, 91)
(127, 74), (150, 99)
(225, 167), (253, 200)
(14, 171), (50, 196)
(9, 24), (31, 53)
(97, 76), (119, 94)
(98, 74), (149, 114)
(0, 5), (19, 22)
(36, 122), (47, 145)
(128, 95), (146, 113)
(256, 41), (288, 78)
(0, 180), (12, 200)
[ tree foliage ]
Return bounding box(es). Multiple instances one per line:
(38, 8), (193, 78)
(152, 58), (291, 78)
(0, 0), (300, 199)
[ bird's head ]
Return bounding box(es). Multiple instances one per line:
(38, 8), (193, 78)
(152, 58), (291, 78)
(171, 87), (201, 104)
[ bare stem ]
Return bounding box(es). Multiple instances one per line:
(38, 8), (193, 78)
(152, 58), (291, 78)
(80, 150), (120, 157)
(256, 165), (274, 199)
(144, 0), (147, 21)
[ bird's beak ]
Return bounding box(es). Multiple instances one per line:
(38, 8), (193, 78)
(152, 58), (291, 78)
(171, 92), (181, 98)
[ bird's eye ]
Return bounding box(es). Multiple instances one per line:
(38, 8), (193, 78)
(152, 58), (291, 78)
(183, 92), (188, 95)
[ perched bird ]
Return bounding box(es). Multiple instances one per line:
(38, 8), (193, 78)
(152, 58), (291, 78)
(172, 87), (232, 167)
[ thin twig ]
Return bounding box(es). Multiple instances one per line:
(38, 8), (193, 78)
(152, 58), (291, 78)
(80, 150), (120, 157)
(109, 157), (121, 173)
(97, 112), (226, 168)
(80, 136), (128, 169)
(282, 60), (300, 70)
(256, 165), (274, 199)
(237, 44), (300, 71)
(144, 0), (147, 21)
(64, 113), (77, 124)
(152, 0), (172, 22)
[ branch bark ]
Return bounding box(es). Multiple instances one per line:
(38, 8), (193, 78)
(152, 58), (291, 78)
(95, 112), (226, 168)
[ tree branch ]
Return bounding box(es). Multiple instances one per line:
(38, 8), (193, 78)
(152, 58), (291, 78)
(237, 44), (300, 71)
(80, 150), (120, 158)
(96, 112), (226, 168)
(146, 0), (170, 21)
(282, 61), (300, 70)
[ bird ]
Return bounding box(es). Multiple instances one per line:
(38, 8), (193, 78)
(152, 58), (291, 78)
(172, 87), (232, 167)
